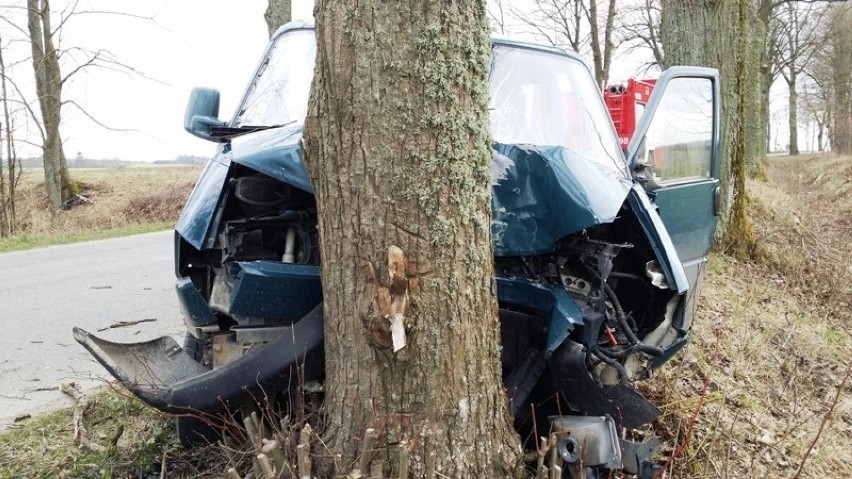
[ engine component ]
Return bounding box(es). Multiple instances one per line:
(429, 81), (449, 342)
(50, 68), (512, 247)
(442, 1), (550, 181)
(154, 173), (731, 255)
(551, 415), (621, 469)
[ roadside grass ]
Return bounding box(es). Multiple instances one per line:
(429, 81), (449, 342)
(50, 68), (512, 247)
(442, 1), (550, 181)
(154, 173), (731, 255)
(0, 221), (174, 253)
(0, 388), (223, 479)
(1, 166), (201, 252)
(647, 154), (852, 478)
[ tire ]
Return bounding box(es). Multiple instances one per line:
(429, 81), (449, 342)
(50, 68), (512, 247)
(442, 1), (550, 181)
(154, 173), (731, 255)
(176, 415), (221, 447)
(182, 331), (207, 363)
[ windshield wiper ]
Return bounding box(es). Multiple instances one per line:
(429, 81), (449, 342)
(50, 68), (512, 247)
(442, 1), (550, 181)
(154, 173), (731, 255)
(208, 121), (297, 141)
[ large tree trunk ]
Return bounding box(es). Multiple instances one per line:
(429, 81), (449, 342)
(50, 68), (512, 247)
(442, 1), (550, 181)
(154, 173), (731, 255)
(27, 0), (71, 215)
(264, 0), (291, 39)
(304, 1), (520, 477)
(830, 6), (852, 154)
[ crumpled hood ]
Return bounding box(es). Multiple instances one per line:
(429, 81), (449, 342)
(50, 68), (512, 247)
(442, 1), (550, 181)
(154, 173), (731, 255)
(229, 123), (314, 194)
(226, 129), (633, 257)
(490, 143), (631, 256)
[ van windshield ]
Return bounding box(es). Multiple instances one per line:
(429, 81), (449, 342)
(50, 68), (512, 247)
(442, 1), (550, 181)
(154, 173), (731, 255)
(235, 31), (624, 178)
(235, 29), (316, 127)
(489, 45), (626, 177)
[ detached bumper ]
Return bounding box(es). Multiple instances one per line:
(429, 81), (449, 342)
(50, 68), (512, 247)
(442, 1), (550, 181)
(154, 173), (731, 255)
(73, 304), (324, 414)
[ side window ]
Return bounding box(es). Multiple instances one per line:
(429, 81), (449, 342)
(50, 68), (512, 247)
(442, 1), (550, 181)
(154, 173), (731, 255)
(638, 77), (714, 184)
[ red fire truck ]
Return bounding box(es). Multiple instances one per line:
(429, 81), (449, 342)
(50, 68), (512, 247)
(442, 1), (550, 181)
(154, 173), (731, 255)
(604, 78), (656, 151)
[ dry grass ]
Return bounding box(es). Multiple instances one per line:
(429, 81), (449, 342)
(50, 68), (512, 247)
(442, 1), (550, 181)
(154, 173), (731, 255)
(1, 166), (201, 251)
(0, 387), (225, 479)
(648, 154), (852, 478)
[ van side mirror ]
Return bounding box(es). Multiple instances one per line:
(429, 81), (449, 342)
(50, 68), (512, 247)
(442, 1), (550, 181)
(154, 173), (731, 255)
(184, 87), (225, 141)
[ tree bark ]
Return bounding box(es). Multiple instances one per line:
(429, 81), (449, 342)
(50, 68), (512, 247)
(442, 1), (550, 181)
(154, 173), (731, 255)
(588, 0), (617, 86)
(788, 76), (800, 155)
(0, 32), (14, 236)
(304, 1), (520, 477)
(27, 0), (71, 215)
(264, 0), (291, 39)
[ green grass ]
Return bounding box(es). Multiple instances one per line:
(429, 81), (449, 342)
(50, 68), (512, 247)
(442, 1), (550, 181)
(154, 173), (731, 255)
(0, 222), (174, 253)
(0, 390), (179, 479)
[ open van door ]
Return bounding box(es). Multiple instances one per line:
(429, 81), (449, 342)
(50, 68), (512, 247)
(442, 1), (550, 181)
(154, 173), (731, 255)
(626, 67), (721, 327)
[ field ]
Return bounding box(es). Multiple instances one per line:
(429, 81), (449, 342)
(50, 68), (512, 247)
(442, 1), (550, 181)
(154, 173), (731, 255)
(1, 157), (851, 478)
(0, 165), (202, 252)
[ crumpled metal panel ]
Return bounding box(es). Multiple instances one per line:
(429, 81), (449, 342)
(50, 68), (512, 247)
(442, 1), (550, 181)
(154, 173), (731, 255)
(229, 261), (322, 323)
(490, 143), (632, 256)
(73, 304), (325, 414)
(199, 127), (635, 258)
(229, 124), (313, 194)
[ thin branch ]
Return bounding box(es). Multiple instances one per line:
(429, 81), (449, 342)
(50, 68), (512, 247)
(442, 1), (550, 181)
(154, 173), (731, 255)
(60, 49), (102, 84)
(790, 359), (852, 479)
(61, 99), (141, 134)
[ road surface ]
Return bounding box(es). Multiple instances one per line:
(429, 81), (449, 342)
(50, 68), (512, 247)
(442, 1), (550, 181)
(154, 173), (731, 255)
(0, 230), (183, 429)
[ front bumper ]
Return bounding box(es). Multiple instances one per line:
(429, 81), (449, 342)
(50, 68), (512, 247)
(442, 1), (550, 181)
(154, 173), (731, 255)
(73, 304), (324, 414)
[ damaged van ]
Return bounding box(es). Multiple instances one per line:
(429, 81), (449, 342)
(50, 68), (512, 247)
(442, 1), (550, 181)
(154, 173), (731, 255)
(75, 20), (721, 477)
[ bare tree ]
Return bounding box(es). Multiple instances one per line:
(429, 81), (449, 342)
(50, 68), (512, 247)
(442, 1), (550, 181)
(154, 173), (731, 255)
(513, 0), (585, 53)
(488, 0), (508, 34)
(619, 0), (665, 69)
(509, 0), (618, 85)
(586, 0), (617, 85)
(27, 0), (70, 215)
(0, 33), (18, 236)
(659, 0), (761, 259)
(799, 75), (830, 151)
(305, 0), (520, 475)
(264, 0), (291, 38)
(773, 1), (827, 155)
(0, 1), (154, 216)
(809, 3), (852, 154)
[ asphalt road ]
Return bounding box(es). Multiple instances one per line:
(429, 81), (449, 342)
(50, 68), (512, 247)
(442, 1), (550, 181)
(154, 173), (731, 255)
(0, 230), (184, 428)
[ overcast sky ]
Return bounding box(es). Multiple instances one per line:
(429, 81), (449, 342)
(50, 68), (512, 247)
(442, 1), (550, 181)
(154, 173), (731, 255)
(2, 0), (314, 162)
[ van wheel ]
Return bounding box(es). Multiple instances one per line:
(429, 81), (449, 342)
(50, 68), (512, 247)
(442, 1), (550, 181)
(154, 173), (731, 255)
(176, 416), (220, 447)
(183, 332), (208, 363)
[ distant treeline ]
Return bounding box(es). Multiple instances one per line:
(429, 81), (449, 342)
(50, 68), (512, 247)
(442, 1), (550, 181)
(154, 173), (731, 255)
(16, 154), (208, 168)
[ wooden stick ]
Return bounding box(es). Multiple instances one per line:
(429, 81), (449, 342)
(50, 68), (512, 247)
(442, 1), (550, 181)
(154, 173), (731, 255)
(227, 468), (242, 479)
(257, 453), (276, 479)
(262, 439), (287, 474)
(297, 423), (312, 479)
(296, 445), (310, 479)
(536, 437), (548, 478)
(251, 411), (265, 445)
(548, 434), (560, 473)
(244, 416), (260, 451)
(96, 318), (156, 331)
